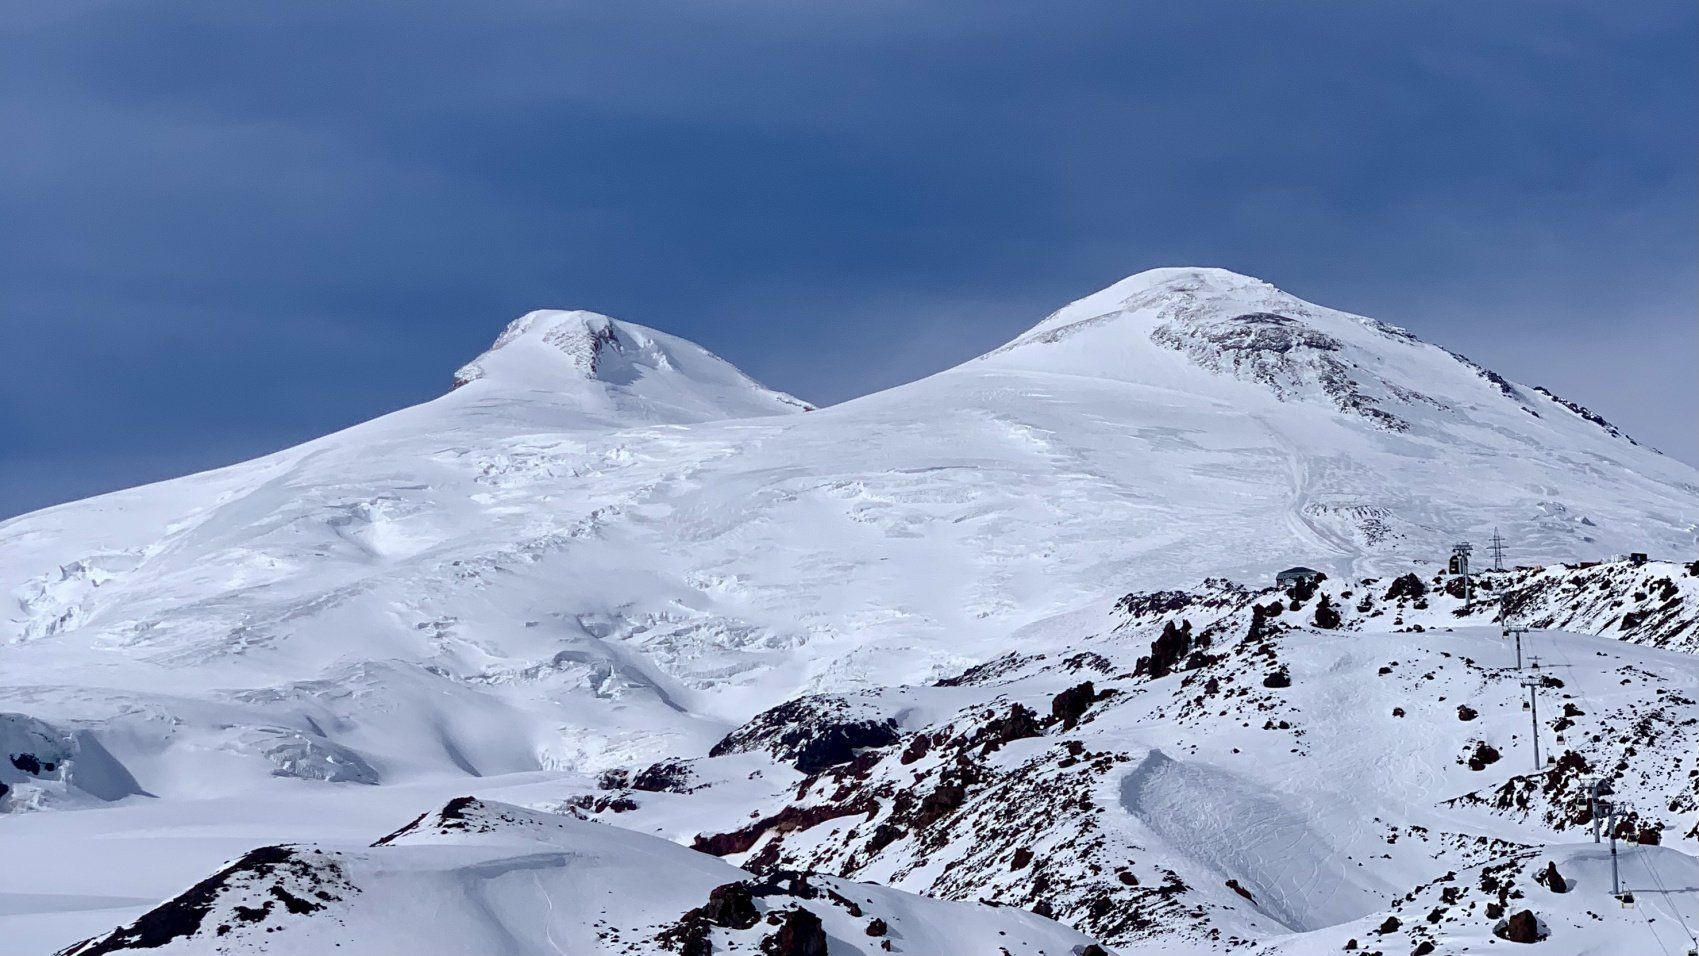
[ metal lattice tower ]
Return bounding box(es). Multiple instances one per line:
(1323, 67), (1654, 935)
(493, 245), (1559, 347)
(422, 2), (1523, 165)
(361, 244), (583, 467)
(1489, 528), (1506, 571)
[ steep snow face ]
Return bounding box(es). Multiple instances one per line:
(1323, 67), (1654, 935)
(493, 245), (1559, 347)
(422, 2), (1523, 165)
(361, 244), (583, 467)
(451, 309), (813, 424)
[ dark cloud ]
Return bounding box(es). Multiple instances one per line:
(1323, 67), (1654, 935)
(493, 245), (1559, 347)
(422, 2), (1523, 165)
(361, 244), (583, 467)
(3, 1), (1694, 516)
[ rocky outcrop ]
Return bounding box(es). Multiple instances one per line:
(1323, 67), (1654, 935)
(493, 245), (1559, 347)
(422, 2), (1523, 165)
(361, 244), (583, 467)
(710, 697), (900, 775)
(59, 846), (352, 955)
(761, 908), (828, 956)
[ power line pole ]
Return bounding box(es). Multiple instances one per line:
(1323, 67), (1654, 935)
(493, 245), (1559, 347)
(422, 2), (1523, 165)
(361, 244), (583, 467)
(1489, 528), (1506, 571)
(1521, 669), (1543, 771)
(1506, 625), (1529, 670)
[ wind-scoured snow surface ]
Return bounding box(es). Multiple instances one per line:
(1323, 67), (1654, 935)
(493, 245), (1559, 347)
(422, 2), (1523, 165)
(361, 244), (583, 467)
(4, 268), (1698, 953)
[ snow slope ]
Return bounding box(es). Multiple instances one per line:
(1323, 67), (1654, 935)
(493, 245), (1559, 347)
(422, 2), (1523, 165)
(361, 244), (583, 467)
(58, 796), (1101, 955)
(3, 267), (1697, 952)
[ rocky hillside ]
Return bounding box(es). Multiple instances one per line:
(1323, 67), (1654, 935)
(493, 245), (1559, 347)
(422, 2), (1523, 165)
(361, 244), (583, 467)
(569, 569), (1699, 952)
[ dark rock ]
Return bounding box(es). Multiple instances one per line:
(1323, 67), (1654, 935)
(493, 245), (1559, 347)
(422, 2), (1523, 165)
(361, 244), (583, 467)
(710, 698), (900, 775)
(58, 846), (334, 956)
(440, 796), (477, 820)
(1386, 574), (1427, 601)
(1412, 942), (1436, 956)
(10, 753), (43, 775)
(974, 704), (1043, 753)
(1498, 909), (1542, 943)
(1136, 621), (1194, 680)
(632, 761), (694, 793)
(1312, 594), (1342, 630)
(914, 783), (967, 829)
(1457, 704), (1478, 721)
(704, 882), (761, 929)
(1377, 916), (1401, 934)
(1051, 682), (1098, 727)
(1467, 742), (1501, 772)
(899, 734), (931, 765)
(692, 798), (876, 857)
(1537, 861), (1568, 894)
(761, 907), (828, 956)
(1263, 667), (1291, 689)
(679, 926), (713, 956)
(865, 917), (887, 937)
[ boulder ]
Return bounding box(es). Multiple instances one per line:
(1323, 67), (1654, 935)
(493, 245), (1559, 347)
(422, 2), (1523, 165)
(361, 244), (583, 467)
(761, 908), (828, 956)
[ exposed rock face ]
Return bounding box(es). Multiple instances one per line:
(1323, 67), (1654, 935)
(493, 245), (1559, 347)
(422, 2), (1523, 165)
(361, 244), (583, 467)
(1386, 573), (1427, 601)
(1148, 310), (1411, 429)
(632, 760), (695, 793)
(704, 882), (761, 929)
(1051, 682), (1098, 727)
(972, 704), (1044, 754)
(710, 697), (900, 775)
(1136, 620), (1195, 679)
(59, 846), (352, 955)
(761, 907), (828, 956)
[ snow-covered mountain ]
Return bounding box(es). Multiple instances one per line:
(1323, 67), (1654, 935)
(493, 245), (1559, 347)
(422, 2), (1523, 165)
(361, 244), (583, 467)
(3, 267), (1697, 953)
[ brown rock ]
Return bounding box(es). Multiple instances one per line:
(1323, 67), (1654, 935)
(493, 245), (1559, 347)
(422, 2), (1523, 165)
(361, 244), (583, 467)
(704, 882), (761, 929)
(1051, 681), (1099, 726)
(762, 908), (828, 956)
(1498, 909), (1541, 943)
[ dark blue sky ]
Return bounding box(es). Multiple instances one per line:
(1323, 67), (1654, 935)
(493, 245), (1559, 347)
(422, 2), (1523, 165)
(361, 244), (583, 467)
(4, 2), (1695, 518)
